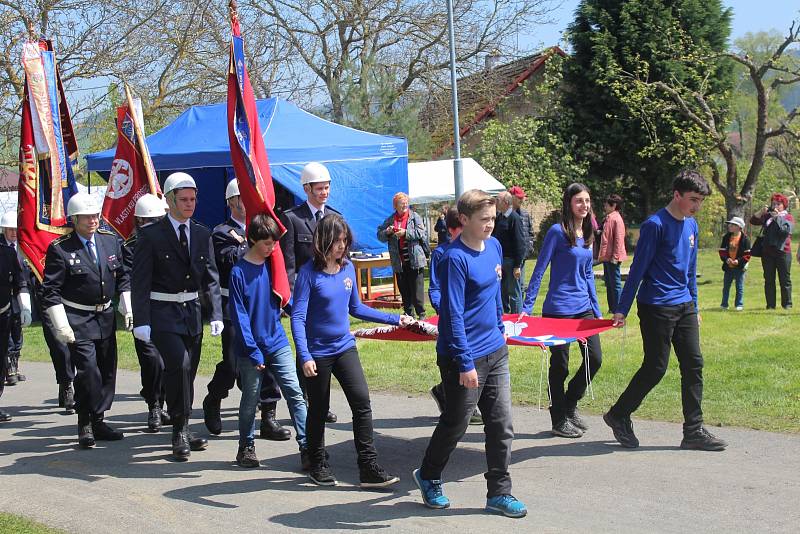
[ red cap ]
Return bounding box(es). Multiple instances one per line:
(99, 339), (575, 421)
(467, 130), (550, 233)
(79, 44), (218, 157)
(508, 185), (526, 199)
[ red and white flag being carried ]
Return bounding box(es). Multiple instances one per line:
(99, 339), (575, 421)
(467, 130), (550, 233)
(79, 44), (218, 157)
(101, 86), (161, 240)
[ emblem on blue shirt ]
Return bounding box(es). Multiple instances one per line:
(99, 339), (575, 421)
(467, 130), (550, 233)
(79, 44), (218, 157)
(495, 264), (502, 281)
(689, 234), (695, 249)
(344, 277), (353, 291)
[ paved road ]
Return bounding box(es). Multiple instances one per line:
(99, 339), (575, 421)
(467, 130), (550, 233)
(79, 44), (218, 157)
(0, 362), (797, 533)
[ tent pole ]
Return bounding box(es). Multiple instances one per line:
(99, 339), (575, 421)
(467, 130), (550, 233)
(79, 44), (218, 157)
(446, 0), (464, 200)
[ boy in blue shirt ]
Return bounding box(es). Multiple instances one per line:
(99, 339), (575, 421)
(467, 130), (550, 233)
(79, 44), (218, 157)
(604, 170), (727, 451)
(229, 214), (308, 469)
(414, 189), (527, 519)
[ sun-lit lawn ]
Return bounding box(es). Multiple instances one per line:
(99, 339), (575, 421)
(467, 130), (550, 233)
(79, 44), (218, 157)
(18, 249), (800, 433)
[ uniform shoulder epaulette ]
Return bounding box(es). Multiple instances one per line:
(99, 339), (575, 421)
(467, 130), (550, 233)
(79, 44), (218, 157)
(190, 218), (210, 231)
(124, 234), (138, 245)
(284, 204), (303, 214)
(51, 232), (73, 245)
(97, 228), (117, 236)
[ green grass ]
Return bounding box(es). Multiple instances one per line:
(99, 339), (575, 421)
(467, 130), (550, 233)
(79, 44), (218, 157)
(0, 513), (66, 534)
(18, 249), (800, 433)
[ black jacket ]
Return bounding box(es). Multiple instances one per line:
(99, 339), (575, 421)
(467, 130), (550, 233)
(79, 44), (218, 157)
(132, 217), (222, 336)
(492, 210), (526, 267)
(212, 218), (248, 320)
(0, 236), (31, 314)
(718, 233), (751, 272)
(280, 203), (340, 291)
(42, 230), (128, 340)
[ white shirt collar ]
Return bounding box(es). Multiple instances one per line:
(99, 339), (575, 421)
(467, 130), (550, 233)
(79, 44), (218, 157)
(231, 216), (246, 230)
(503, 207), (513, 218)
(306, 201), (324, 218)
(75, 232), (96, 248)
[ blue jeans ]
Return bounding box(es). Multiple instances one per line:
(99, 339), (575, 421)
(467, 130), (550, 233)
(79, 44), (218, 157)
(238, 344), (307, 448)
(602, 261), (622, 313)
(721, 269), (745, 308)
(501, 257), (522, 314)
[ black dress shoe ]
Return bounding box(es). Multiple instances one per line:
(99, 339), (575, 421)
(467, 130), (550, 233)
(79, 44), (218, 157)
(187, 430), (208, 451)
(260, 402), (291, 441)
(159, 408), (173, 426)
(147, 405), (161, 432)
(78, 413), (95, 449)
(325, 410), (337, 424)
(172, 427), (190, 461)
(5, 371), (17, 386)
(92, 421), (124, 441)
(0, 410), (12, 422)
(202, 395), (222, 435)
(63, 384), (75, 415)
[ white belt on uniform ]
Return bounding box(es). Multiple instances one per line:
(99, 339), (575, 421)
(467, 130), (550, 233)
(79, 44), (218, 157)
(0, 303), (9, 314)
(62, 298), (112, 312)
(220, 287), (229, 297)
(150, 291), (199, 303)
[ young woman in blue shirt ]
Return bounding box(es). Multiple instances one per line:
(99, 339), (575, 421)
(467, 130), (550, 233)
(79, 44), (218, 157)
(520, 183), (603, 439)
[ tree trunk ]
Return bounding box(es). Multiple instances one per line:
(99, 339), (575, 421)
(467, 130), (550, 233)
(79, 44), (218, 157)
(724, 193), (747, 219)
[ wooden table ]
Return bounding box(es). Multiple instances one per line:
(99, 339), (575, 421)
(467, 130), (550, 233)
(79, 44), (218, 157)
(351, 255), (399, 302)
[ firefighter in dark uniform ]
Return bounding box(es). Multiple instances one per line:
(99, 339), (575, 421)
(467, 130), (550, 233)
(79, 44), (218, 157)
(202, 179), (290, 440)
(281, 162), (340, 423)
(0, 233), (31, 422)
(42, 192), (130, 448)
(1, 211), (30, 386)
(132, 172), (223, 461)
(123, 194), (172, 432)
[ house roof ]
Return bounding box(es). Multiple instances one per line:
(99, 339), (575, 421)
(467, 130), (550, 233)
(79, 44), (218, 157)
(426, 46), (565, 157)
(0, 168), (19, 192)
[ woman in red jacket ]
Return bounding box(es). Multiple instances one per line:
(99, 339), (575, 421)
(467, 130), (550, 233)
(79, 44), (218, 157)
(597, 194), (628, 313)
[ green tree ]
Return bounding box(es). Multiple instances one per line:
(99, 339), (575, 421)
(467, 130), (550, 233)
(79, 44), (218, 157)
(562, 0), (733, 217)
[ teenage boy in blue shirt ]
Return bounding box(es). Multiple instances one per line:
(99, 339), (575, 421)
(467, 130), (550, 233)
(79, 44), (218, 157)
(414, 189), (527, 519)
(604, 170), (727, 451)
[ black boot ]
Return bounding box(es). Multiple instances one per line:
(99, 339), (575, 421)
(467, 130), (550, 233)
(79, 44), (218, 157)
(5, 352), (17, 386)
(187, 428), (208, 451)
(260, 402), (291, 441)
(202, 395), (222, 435)
(11, 352), (25, 382)
(159, 401), (172, 426)
(63, 383), (75, 415)
(0, 409), (12, 422)
(92, 413), (124, 441)
(78, 412), (95, 449)
(172, 420), (190, 461)
(147, 404), (161, 432)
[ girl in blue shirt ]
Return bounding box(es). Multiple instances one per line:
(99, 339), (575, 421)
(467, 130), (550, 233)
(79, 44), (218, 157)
(520, 183), (603, 439)
(292, 214), (411, 488)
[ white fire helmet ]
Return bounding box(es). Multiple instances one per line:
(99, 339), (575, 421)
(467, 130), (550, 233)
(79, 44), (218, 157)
(67, 192), (101, 217)
(135, 194), (166, 218)
(163, 172), (197, 195)
(300, 162), (331, 185)
(0, 212), (17, 229)
(225, 179), (240, 200)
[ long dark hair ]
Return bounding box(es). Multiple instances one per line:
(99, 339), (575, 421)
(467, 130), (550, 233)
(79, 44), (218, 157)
(312, 213), (353, 271)
(560, 183), (594, 248)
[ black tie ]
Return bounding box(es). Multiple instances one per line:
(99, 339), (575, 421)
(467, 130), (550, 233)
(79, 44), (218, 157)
(178, 224), (189, 257)
(315, 210), (323, 222)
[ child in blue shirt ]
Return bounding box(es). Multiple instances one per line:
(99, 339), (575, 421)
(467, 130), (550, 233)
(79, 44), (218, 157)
(229, 213), (308, 469)
(415, 189), (527, 519)
(520, 183), (603, 439)
(604, 170), (727, 451)
(292, 213), (411, 488)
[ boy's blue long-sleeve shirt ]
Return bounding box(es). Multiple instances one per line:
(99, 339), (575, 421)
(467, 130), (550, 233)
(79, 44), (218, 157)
(522, 223), (601, 318)
(291, 260), (399, 363)
(229, 258), (290, 366)
(616, 208), (699, 316)
(427, 243), (449, 313)
(436, 236), (506, 372)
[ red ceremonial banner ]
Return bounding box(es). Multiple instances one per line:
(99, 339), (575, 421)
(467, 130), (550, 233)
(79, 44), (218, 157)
(227, 9), (291, 307)
(101, 98), (161, 240)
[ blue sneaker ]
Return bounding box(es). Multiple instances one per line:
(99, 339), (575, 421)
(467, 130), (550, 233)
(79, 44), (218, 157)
(486, 494), (527, 518)
(413, 468), (450, 509)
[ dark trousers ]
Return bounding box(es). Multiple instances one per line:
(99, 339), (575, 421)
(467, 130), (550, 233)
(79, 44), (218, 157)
(610, 302), (703, 433)
(40, 307), (74, 385)
(602, 262), (622, 313)
(0, 311), (10, 399)
(762, 252), (792, 308)
(134, 337), (165, 407)
(151, 331), (202, 421)
(206, 318), (282, 406)
(421, 346), (514, 498)
(305, 347), (377, 467)
(544, 311), (602, 426)
(8, 311), (22, 353)
(69, 336), (118, 416)
(397, 264), (425, 316)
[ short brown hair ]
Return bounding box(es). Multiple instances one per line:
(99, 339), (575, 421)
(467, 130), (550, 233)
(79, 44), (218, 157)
(445, 207), (462, 230)
(246, 213), (281, 246)
(457, 189), (495, 218)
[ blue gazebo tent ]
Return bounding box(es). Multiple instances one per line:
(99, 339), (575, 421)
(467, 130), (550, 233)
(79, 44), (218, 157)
(86, 98), (408, 253)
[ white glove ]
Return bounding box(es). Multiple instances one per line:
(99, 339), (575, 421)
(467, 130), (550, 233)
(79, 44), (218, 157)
(46, 304), (75, 344)
(210, 320), (224, 337)
(133, 325), (151, 343)
(118, 291), (134, 331)
(18, 292), (32, 327)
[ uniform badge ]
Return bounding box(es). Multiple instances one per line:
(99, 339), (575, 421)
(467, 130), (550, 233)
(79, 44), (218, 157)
(229, 229), (245, 244)
(495, 264), (502, 281)
(71, 253), (76, 258)
(689, 234), (695, 249)
(107, 255), (116, 262)
(68, 259), (74, 265)
(344, 277), (353, 291)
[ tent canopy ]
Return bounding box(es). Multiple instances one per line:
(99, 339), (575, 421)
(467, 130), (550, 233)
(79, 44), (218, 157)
(86, 98), (408, 252)
(407, 158), (505, 204)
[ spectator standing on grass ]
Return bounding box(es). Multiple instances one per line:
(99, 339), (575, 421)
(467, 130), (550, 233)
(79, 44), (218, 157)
(718, 217), (751, 311)
(509, 185), (534, 276)
(434, 205), (450, 245)
(519, 183), (603, 439)
(597, 194), (628, 313)
(604, 169), (727, 452)
(492, 191), (525, 314)
(749, 193), (794, 310)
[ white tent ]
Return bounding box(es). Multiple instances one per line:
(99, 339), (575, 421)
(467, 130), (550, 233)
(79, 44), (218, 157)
(407, 158), (506, 204)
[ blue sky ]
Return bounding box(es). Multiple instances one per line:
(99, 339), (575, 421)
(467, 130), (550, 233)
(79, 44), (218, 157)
(525, 0), (800, 50)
